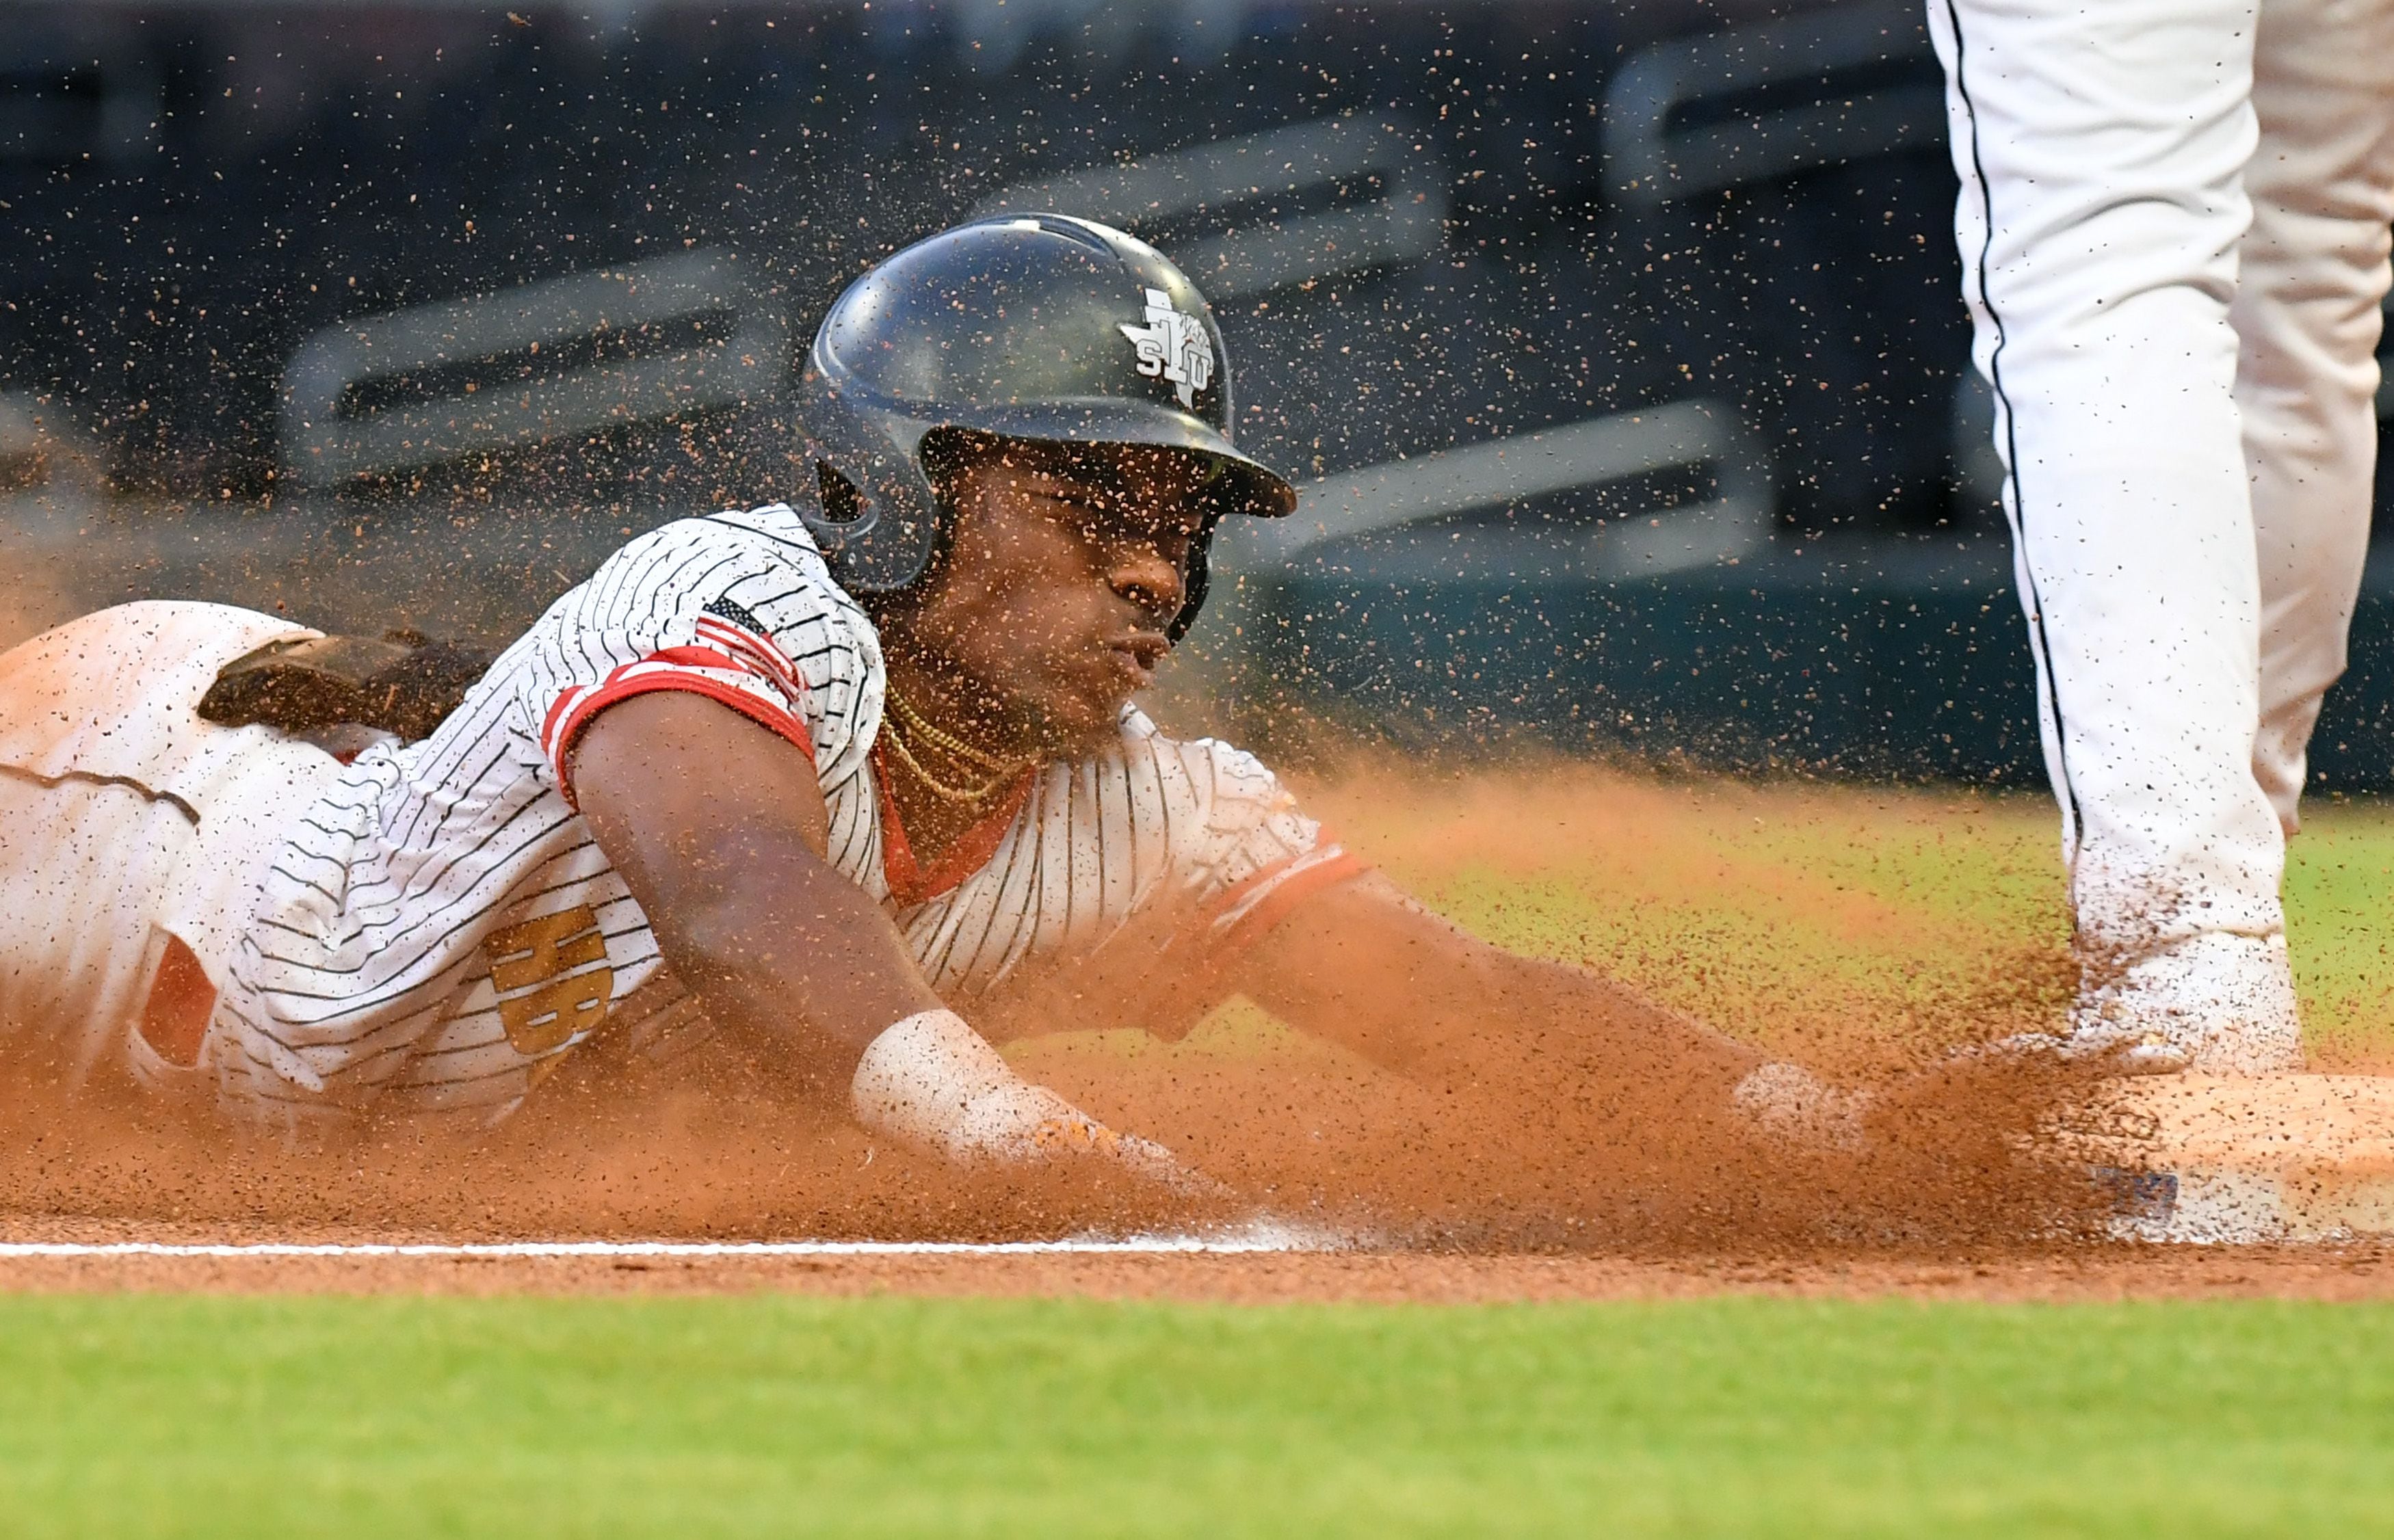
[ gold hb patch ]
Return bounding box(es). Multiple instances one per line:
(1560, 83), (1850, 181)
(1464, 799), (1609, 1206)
(485, 905), (614, 1054)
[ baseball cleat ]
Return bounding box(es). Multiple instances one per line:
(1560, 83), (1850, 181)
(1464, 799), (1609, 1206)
(1982, 1028), (2194, 1076)
(2062, 932), (2303, 1076)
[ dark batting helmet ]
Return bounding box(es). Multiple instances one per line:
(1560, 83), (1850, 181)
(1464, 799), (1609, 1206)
(791, 213), (1296, 641)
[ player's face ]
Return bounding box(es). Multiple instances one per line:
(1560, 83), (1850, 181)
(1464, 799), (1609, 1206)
(893, 441), (1213, 754)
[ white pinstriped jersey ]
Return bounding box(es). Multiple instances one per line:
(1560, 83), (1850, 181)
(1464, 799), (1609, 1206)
(208, 504), (1361, 1126)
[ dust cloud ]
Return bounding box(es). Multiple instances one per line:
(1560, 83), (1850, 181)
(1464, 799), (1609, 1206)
(0, 762), (2131, 1260)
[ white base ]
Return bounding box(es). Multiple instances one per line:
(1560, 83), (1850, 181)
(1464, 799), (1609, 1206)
(2069, 933), (2304, 1075)
(2094, 1073), (2394, 1243)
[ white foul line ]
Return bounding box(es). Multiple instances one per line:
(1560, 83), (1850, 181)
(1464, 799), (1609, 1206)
(0, 1235), (1330, 1260)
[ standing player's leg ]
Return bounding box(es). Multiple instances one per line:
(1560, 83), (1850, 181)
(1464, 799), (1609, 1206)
(2236, 0), (2394, 835)
(1929, 0), (2296, 1069)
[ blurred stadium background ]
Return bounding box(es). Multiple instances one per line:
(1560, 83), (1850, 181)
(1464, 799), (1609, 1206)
(1, 0), (2389, 783)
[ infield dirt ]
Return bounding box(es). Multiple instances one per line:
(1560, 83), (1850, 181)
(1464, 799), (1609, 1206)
(5, 1240), (2394, 1301)
(3, 761), (2387, 1298)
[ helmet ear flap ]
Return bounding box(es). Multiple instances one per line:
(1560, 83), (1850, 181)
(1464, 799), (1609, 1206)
(1167, 515), (1219, 645)
(790, 443), (881, 564)
(815, 460), (867, 525)
(790, 368), (945, 595)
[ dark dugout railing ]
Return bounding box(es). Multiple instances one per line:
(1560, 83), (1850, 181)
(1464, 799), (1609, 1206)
(1, 0), (2389, 781)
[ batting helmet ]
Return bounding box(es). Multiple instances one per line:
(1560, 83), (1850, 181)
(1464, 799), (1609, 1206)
(791, 213), (1296, 641)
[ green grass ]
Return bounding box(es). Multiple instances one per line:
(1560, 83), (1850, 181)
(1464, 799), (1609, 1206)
(21, 786), (2394, 1535)
(1322, 780), (2394, 1064)
(2280, 801), (2394, 1060)
(5, 1295), (2393, 1537)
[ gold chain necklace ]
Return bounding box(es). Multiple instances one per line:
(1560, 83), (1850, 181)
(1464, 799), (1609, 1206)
(886, 688), (1027, 772)
(880, 689), (1035, 805)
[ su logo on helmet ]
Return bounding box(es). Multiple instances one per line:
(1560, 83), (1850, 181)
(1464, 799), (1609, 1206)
(1117, 287), (1215, 410)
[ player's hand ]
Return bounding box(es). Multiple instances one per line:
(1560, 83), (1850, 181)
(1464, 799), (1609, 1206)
(850, 1007), (1224, 1195)
(1730, 1061), (1872, 1152)
(943, 1076), (1218, 1190)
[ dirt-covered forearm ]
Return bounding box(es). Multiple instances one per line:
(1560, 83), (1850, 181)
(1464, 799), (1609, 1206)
(565, 691), (1199, 1180)
(1237, 873), (1763, 1093)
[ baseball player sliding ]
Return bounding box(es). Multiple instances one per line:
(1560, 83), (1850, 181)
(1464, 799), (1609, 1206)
(1931, 0), (2394, 1071)
(0, 216), (1855, 1182)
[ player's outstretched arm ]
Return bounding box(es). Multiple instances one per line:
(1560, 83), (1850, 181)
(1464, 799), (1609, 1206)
(567, 690), (1196, 1181)
(1233, 873), (1861, 1148)
(571, 691), (936, 1067)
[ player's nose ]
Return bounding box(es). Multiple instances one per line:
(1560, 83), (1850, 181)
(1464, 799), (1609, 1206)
(1109, 541), (1185, 624)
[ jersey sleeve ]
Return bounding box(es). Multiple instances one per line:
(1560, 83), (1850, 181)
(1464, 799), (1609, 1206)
(510, 509), (883, 802)
(1156, 729), (1371, 957)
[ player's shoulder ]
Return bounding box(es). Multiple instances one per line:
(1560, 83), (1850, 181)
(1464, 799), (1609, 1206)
(694, 500), (829, 555)
(1096, 707), (1317, 876)
(608, 501), (828, 576)
(1111, 706), (1287, 809)
(580, 502), (869, 628)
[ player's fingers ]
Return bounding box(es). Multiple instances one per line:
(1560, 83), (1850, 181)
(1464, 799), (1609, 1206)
(1730, 1061), (1871, 1152)
(1108, 1131), (1233, 1199)
(1018, 1108), (1229, 1197)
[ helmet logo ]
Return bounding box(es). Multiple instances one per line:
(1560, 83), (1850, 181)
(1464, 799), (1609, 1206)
(1118, 287), (1215, 410)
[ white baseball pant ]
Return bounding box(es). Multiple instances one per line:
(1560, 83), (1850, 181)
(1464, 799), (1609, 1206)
(0, 603), (334, 1085)
(1929, 0), (2394, 955)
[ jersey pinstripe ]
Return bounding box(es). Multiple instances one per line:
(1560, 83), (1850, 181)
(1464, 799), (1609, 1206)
(207, 504), (1360, 1128)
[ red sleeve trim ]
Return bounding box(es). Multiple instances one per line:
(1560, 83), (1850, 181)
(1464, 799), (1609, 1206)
(644, 644), (754, 672)
(549, 671), (813, 808)
(693, 615), (804, 695)
(1208, 848), (1373, 959)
